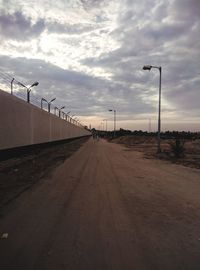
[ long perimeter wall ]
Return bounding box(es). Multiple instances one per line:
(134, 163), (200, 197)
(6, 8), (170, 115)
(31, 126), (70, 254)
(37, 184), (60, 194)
(0, 89), (91, 150)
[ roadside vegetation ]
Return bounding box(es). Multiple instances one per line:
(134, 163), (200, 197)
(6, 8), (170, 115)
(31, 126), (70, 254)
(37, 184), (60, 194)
(93, 128), (200, 169)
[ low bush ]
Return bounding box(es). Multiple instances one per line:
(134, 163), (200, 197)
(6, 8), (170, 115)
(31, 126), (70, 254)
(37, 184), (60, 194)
(169, 138), (185, 158)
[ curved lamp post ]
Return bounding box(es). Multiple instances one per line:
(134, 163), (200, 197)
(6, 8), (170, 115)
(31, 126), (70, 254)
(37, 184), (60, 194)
(11, 78), (14, 95)
(54, 106), (65, 117)
(71, 115), (76, 124)
(108, 109), (116, 137)
(74, 117), (79, 126)
(41, 97), (56, 112)
(65, 111), (71, 121)
(143, 65), (162, 153)
(59, 106), (65, 117)
(18, 81), (39, 103)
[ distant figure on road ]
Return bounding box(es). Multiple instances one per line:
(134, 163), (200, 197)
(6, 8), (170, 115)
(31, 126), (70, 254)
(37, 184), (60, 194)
(92, 131), (99, 141)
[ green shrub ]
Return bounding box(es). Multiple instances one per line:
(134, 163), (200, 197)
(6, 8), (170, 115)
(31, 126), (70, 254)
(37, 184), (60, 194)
(169, 139), (185, 158)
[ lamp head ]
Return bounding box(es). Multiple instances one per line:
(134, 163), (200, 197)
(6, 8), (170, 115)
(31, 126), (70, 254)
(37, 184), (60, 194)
(31, 81), (39, 87)
(50, 97), (56, 103)
(143, 65), (152, 70)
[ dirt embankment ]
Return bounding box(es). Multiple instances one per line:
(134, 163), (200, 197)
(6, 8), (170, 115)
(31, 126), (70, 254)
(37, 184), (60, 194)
(0, 137), (89, 208)
(109, 135), (200, 169)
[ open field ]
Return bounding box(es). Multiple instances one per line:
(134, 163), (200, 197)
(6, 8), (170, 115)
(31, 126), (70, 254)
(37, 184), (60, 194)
(110, 135), (200, 169)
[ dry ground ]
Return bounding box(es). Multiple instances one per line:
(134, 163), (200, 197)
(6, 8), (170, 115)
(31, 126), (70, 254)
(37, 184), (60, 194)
(0, 138), (200, 269)
(0, 137), (89, 208)
(110, 135), (200, 169)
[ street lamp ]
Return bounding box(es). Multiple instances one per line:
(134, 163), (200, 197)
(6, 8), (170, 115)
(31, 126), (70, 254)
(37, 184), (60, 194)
(62, 112), (66, 119)
(69, 115), (76, 124)
(11, 78), (14, 95)
(109, 109), (116, 137)
(65, 111), (71, 121)
(101, 122), (105, 131)
(148, 118), (152, 133)
(103, 119), (108, 132)
(75, 118), (80, 126)
(54, 106), (65, 117)
(18, 81), (39, 103)
(41, 97), (56, 112)
(49, 98), (56, 113)
(59, 106), (65, 117)
(143, 65), (162, 153)
(41, 98), (47, 110)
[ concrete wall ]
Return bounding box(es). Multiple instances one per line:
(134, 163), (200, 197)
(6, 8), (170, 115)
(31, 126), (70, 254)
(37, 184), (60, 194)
(0, 89), (91, 150)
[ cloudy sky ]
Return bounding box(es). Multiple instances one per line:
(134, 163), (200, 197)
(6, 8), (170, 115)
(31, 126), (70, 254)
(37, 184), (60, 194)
(0, 0), (199, 131)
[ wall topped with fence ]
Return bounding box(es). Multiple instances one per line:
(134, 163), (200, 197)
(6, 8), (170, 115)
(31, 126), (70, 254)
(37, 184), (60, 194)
(0, 70), (83, 128)
(0, 89), (91, 150)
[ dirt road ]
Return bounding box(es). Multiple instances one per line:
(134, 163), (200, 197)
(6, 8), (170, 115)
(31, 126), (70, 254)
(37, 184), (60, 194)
(0, 138), (200, 270)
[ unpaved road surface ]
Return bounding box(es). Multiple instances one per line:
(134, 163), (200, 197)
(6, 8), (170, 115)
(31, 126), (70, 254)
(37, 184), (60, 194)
(0, 137), (89, 208)
(0, 138), (200, 270)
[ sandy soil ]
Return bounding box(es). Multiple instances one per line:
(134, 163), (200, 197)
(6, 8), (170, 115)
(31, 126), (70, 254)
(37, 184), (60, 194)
(0, 138), (200, 269)
(111, 135), (200, 169)
(0, 137), (89, 208)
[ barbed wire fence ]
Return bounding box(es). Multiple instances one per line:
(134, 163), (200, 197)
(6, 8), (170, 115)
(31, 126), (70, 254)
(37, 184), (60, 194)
(0, 69), (85, 128)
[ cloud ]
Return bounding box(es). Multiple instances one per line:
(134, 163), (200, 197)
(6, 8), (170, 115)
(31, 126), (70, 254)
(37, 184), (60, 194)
(171, 0), (200, 20)
(46, 21), (96, 35)
(0, 0), (199, 130)
(0, 55), (156, 117)
(0, 11), (45, 40)
(79, 0), (106, 9)
(81, 0), (200, 116)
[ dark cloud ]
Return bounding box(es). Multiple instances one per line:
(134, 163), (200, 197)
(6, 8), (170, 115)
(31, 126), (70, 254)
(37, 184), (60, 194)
(172, 0), (200, 20)
(0, 55), (155, 117)
(0, 11), (45, 40)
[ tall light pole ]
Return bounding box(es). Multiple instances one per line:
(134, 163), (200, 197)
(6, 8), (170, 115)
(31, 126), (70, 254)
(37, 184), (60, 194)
(48, 98), (56, 113)
(54, 106), (65, 117)
(71, 115), (76, 124)
(103, 119), (108, 131)
(66, 111), (71, 121)
(41, 97), (56, 112)
(143, 65), (162, 153)
(41, 98), (47, 110)
(101, 122), (104, 131)
(59, 106), (65, 117)
(18, 81), (39, 103)
(109, 109), (116, 137)
(149, 118), (152, 133)
(11, 78), (14, 95)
